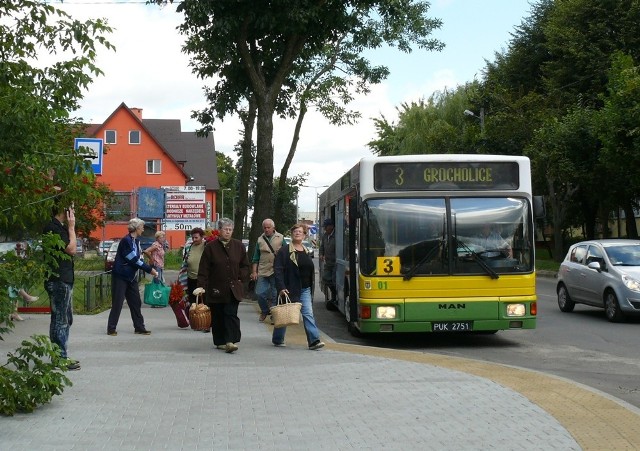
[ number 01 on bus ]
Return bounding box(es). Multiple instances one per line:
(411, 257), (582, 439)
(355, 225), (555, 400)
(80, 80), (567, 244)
(318, 154), (543, 336)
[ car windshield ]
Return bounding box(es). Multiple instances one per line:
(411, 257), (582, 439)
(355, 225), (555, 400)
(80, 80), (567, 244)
(604, 244), (640, 266)
(360, 197), (534, 277)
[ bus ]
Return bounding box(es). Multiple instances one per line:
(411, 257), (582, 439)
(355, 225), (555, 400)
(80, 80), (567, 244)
(318, 154), (543, 336)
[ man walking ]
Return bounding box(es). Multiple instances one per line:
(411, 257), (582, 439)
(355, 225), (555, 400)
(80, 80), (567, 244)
(250, 218), (284, 322)
(319, 217), (337, 303)
(43, 204), (80, 370)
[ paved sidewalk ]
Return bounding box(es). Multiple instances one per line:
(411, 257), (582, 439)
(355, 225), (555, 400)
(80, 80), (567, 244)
(0, 299), (638, 450)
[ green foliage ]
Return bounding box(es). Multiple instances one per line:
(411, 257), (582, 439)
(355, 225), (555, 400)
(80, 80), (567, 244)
(0, 335), (72, 416)
(0, 0), (113, 415)
(0, 0), (114, 237)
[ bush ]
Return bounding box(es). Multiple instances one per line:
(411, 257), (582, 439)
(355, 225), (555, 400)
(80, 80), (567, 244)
(0, 335), (72, 416)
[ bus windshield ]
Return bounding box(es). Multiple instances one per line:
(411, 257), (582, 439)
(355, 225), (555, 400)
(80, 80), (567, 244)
(360, 197), (533, 277)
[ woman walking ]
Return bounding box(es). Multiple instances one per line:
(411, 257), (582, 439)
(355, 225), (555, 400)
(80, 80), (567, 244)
(195, 218), (249, 353)
(272, 223), (324, 350)
(144, 231), (166, 284)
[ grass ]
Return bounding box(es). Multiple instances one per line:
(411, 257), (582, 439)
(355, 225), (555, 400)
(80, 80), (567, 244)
(535, 247), (560, 272)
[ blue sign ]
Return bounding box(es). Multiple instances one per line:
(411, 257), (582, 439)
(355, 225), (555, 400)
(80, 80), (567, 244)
(309, 225), (318, 235)
(74, 138), (103, 174)
(138, 187), (165, 219)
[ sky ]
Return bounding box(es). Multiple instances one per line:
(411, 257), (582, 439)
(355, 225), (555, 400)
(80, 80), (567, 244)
(54, 0), (534, 216)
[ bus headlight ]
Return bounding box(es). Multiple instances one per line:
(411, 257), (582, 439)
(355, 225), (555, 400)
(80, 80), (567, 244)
(376, 306), (397, 319)
(506, 303), (526, 317)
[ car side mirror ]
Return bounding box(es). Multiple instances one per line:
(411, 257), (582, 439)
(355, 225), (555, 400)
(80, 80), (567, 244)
(587, 261), (603, 272)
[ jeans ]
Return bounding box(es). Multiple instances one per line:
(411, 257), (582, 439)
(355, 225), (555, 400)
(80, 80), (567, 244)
(256, 274), (276, 315)
(272, 287), (320, 346)
(45, 280), (73, 359)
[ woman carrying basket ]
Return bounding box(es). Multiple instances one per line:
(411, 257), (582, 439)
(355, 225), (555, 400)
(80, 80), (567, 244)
(195, 218), (249, 354)
(272, 223), (324, 350)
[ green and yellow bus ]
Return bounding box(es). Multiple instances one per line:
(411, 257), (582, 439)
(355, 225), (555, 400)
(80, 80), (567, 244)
(318, 154), (543, 336)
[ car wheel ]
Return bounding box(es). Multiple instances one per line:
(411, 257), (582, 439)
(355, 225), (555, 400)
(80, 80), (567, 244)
(557, 284), (575, 312)
(604, 290), (624, 322)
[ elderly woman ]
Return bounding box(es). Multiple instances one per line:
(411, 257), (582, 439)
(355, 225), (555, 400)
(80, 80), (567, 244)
(195, 218), (249, 353)
(144, 231), (166, 284)
(272, 223), (324, 350)
(107, 218), (158, 336)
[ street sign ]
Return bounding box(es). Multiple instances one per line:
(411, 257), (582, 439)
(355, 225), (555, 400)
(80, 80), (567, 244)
(74, 138), (103, 174)
(161, 185), (206, 230)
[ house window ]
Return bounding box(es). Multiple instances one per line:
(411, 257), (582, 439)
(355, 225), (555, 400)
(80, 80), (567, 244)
(129, 130), (141, 144)
(147, 160), (161, 174)
(105, 130), (116, 144)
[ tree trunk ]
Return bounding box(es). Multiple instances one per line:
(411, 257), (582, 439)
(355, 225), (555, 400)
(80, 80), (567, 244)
(233, 97), (256, 240)
(249, 103), (276, 247)
(623, 201), (638, 238)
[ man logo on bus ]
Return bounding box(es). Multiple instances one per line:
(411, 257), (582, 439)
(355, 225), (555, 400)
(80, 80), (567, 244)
(438, 303), (466, 309)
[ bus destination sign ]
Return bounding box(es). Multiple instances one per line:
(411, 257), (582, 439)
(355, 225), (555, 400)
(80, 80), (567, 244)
(374, 161), (520, 191)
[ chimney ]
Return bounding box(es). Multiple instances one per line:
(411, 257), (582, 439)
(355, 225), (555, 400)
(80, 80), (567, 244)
(131, 107), (143, 119)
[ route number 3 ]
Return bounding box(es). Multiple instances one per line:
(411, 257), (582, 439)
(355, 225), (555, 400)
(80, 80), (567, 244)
(376, 256), (400, 276)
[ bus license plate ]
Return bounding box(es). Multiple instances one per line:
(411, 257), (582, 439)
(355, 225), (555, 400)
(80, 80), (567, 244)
(432, 321), (473, 332)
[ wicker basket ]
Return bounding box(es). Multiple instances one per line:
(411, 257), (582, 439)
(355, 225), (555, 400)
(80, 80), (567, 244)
(189, 294), (211, 331)
(270, 293), (301, 328)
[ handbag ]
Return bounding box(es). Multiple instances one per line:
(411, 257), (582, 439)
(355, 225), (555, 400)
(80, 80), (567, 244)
(143, 281), (170, 307)
(270, 292), (302, 328)
(189, 293), (211, 331)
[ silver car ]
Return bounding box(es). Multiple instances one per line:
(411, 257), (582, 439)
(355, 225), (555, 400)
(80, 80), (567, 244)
(557, 239), (640, 322)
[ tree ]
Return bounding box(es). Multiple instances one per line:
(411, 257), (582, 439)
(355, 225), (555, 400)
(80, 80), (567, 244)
(163, 0), (443, 246)
(596, 52), (640, 238)
(368, 87), (475, 156)
(0, 0), (113, 415)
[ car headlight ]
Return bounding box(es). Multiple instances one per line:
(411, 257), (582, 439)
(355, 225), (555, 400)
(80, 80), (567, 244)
(622, 274), (640, 292)
(506, 303), (526, 317)
(376, 306), (397, 319)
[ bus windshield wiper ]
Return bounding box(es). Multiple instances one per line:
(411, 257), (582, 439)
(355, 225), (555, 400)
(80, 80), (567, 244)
(456, 238), (499, 279)
(402, 239), (443, 281)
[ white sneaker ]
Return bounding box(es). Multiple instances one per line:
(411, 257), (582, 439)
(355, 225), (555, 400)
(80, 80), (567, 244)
(309, 341), (325, 350)
(225, 342), (238, 353)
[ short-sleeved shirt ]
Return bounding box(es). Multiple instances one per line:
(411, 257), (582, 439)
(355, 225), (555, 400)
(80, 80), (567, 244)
(43, 217), (74, 284)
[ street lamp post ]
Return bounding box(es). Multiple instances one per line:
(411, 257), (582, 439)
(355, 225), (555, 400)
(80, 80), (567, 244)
(464, 108), (485, 134)
(221, 188), (231, 220)
(301, 184), (329, 225)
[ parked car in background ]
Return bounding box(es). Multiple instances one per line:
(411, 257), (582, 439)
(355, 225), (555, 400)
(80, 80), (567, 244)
(97, 240), (115, 256)
(104, 240), (120, 272)
(76, 238), (84, 256)
(302, 239), (315, 258)
(0, 241), (21, 256)
(556, 239), (640, 322)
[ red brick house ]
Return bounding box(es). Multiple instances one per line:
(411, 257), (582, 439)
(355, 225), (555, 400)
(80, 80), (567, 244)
(84, 102), (219, 249)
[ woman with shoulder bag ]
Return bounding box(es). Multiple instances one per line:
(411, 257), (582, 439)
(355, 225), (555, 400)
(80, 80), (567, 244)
(272, 223), (324, 350)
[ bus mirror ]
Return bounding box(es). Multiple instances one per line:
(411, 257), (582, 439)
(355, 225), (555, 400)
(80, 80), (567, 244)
(533, 196), (546, 219)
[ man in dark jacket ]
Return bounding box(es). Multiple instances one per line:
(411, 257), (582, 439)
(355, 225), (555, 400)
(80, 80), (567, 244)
(107, 217), (158, 336)
(319, 217), (336, 302)
(196, 218), (249, 353)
